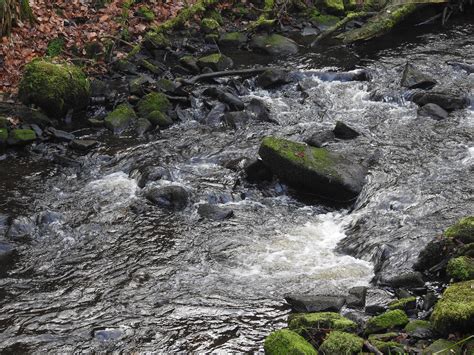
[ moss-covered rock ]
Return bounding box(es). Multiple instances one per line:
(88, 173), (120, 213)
(445, 216), (474, 244)
(250, 34), (298, 56)
(204, 9), (224, 24)
(365, 310), (409, 335)
(146, 111), (173, 128)
(201, 18), (220, 33)
(447, 256), (474, 281)
(197, 53), (233, 71)
(403, 319), (431, 334)
(104, 104), (137, 134)
(18, 59), (90, 118)
(143, 31), (171, 50)
(370, 339), (405, 354)
(319, 331), (363, 355)
(137, 92), (171, 118)
(264, 329), (317, 355)
(156, 78), (178, 94)
(46, 37), (65, 57)
(388, 296), (416, 311)
(179, 55), (200, 73)
(0, 128), (8, 144)
(425, 339), (461, 355)
(219, 32), (247, 47)
(8, 129), (36, 145)
(288, 312), (357, 334)
(431, 281), (474, 335)
(137, 6), (155, 21)
(258, 137), (366, 202)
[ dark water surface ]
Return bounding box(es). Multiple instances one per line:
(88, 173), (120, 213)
(0, 21), (473, 352)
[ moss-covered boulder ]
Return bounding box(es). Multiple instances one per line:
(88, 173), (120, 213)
(137, 92), (171, 118)
(403, 320), (432, 338)
(447, 256), (474, 281)
(250, 34), (298, 56)
(197, 53), (233, 71)
(143, 31), (171, 50)
(445, 216), (474, 244)
(425, 339), (461, 355)
(365, 310), (409, 335)
(288, 312), (357, 335)
(179, 55), (200, 73)
(104, 104), (137, 134)
(431, 281), (474, 335)
(219, 32), (247, 47)
(146, 111), (173, 128)
(388, 296), (416, 311)
(19, 59), (90, 118)
(319, 331), (363, 355)
(264, 329), (317, 355)
(201, 18), (220, 33)
(258, 137), (366, 202)
(8, 129), (36, 145)
(370, 339), (404, 354)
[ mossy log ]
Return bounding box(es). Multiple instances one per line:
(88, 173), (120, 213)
(0, 0), (34, 37)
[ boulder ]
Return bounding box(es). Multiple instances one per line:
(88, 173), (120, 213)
(136, 118), (152, 136)
(197, 204), (234, 221)
(6, 217), (35, 241)
(383, 271), (424, 289)
(431, 281), (474, 335)
(104, 104), (137, 134)
(143, 31), (170, 50)
(69, 139), (98, 152)
(319, 331), (364, 355)
(264, 329), (317, 355)
(285, 294), (346, 313)
(412, 91), (469, 111)
(417, 103), (448, 121)
(305, 131), (335, 148)
(147, 111), (173, 128)
(288, 312), (357, 334)
(250, 34), (298, 55)
(346, 286), (367, 309)
(258, 137), (367, 202)
(333, 121), (359, 140)
(447, 256), (474, 281)
(403, 320), (433, 339)
(197, 54), (233, 71)
(45, 127), (75, 142)
(7, 129), (36, 145)
(400, 63), (437, 89)
(425, 339), (461, 355)
(137, 92), (172, 117)
(145, 185), (189, 210)
(444, 216), (474, 244)
(246, 98), (272, 122)
(219, 32), (247, 47)
(201, 18), (220, 33)
(387, 296), (417, 313)
(365, 310), (409, 335)
(256, 69), (291, 89)
(18, 59), (90, 118)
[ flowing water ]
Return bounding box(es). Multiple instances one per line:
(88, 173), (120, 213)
(0, 20), (473, 353)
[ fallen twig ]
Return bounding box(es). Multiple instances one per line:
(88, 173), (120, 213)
(179, 68), (274, 85)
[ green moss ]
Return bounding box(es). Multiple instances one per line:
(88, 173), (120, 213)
(146, 111), (173, 128)
(368, 332), (398, 342)
(219, 32), (247, 46)
(18, 59), (90, 118)
(288, 312), (357, 334)
(0, 116), (8, 128)
(431, 281), (474, 334)
(319, 331), (363, 355)
(403, 319), (431, 333)
(143, 31), (171, 49)
(201, 17), (220, 33)
(447, 256), (474, 281)
(204, 9), (223, 24)
(46, 37), (65, 57)
(425, 339), (461, 355)
(388, 296), (416, 311)
(0, 128), (8, 143)
(156, 79), (176, 93)
(137, 92), (171, 118)
(104, 103), (137, 133)
(9, 129), (36, 143)
(197, 53), (233, 71)
(445, 216), (474, 244)
(365, 310), (409, 335)
(137, 5), (155, 21)
(138, 59), (161, 74)
(371, 340), (404, 354)
(311, 11), (340, 25)
(264, 329), (317, 355)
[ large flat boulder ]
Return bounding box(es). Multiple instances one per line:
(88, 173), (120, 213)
(258, 137), (366, 202)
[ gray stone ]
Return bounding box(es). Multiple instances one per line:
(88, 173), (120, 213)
(305, 131), (335, 148)
(70, 139), (98, 152)
(417, 103), (449, 120)
(401, 63), (437, 89)
(333, 121), (360, 140)
(197, 204), (234, 221)
(412, 91), (469, 111)
(347, 286), (367, 309)
(250, 34), (298, 55)
(285, 294), (346, 313)
(145, 185), (189, 210)
(256, 69), (291, 89)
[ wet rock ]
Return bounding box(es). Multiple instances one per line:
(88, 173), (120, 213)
(250, 34), (298, 55)
(305, 131), (335, 148)
(18, 60), (90, 118)
(197, 204), (234, 221)
(223, 111), (252, 129)
(246, 98), (272, 122)
(256, 69), (291, 89)
(400, 63), (437, 90)
(204, 103), (226, 125)
(245, 159), (273, 182)
(145, 185), (189, 210)
(137, 92), (172, 119)
(413, 239), (448, 272)
(426, 339), (461, 354)
(201, 18), (220, 33)
(128, 75), (150, 96)
(36, 211), (62, 225)
(258, 137), (367, 202)
(143, 32), (170, 50)
(347, 286), (367, 309)
(365, 288), (395, 315)
(388, 296), (417, 314)
(404, 320), (433, 339)
(0, 214), (8, 237)
(94, 328), (123, 342)
(6, 217), (35, 241)
(333, 121), (360, 140)
(7, 129), (36, 145)
(284, 294), (346, 313)
(446, 60), (474, 73)
(383, 272), (424, 289)
(412, 91), (470, 111)
(422, 291), (437, 311)
(365, 310), (409, 335)
(197, 54), (233, 71)
(219, 32), (247, 47)
(105, 104), (137, 134)
(88, 118), (104, 127)
(45, 127), (75, 142)
(147, 111), (173, 128)
(203, 87), (244, 111)
(131, 166), (170, 188)
(136, 118), (152, 136)
(179, 56), (200, 73)
(156, 78), (179, 95)
(113, 59), (138, 74)
(417, 103), (448, 120)
(0, 242), (17, 270)
(69, 139), (98, 152)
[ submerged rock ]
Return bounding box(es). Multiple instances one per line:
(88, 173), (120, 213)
(244, 159), (273, 182)
(319, 331), (364, 355)
(145, 185), (189, 210)
(18, 59), (90, 118)
(417, 103), (449, 120)
(256, 69), (291, 89)
(333, 121), (360, 140)
(0, 242), (17, 271)
(131, 166), (170, 188)
(197, 54), (233, 71)
(69, 139), (98, 152)
(400, 63), (437, 89)
(250, 34), (298, 55)
(6, 217), (35, 241)
(285, 294), (346, 313)
(246, 98), (272, 122)
(264, 329), (316, 355)
(258, 137), (367, 202)
(197, 204), (233, 221)
(104, 104), (137, 134)
(412, 91), (469, 111)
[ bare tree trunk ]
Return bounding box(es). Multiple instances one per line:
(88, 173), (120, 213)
(0, 0), (35, 37)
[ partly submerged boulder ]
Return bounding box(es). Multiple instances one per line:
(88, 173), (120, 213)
(197, 53), (233, 71)
(400, 63), (437, 90)
(19, 59), (90, 118)
(258, 137), (366, 202)
(264, 329), (317, 355)
(285, 294), (346, 313)
(412, 91), (469, 111)
(417, 103), (448, 121)
(104, 104), (137, 134)
(444, 216), (474, 244)
(250, 34), (298, 56)
(365, 310), (409, 334)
